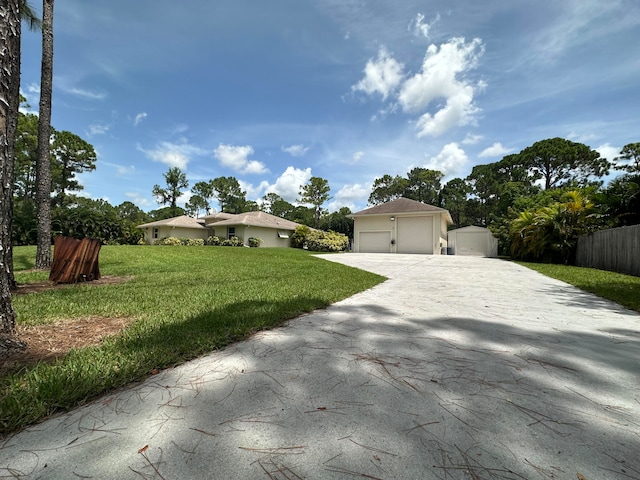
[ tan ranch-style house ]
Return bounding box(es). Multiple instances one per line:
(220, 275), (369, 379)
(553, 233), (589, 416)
(137, 211), (302, 247)
(348, 197), (453, 254)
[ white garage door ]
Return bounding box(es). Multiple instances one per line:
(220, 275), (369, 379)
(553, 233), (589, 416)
(456, 232), (486, 256)
(397, 217), (433, 254)
(359, 231), (391, 253)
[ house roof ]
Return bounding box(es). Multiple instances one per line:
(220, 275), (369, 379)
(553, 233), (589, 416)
(204, 211), (302, 230)
(201, 212), (236, 223)
(137, 215), (207, 230)
(349, 197), (453, 224)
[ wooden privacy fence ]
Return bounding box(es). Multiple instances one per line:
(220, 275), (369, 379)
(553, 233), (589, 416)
(49, 236), (101, 284)
(576, 225), (640, 277)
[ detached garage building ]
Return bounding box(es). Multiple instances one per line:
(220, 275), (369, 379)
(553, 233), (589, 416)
(349, 197), (453, 254)
(447, 226), (498, 257)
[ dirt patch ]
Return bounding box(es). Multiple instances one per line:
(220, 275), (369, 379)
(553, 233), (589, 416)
(0, 316), (136, 376)
(1, 276), (136, 375)
(13, 275), (133, 295)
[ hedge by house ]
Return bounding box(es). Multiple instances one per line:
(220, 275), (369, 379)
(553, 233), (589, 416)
(292, 226), (349, 252)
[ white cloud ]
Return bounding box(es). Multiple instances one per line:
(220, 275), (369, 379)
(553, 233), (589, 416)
(64, 86), (107, 100)
(125, 191), (152, 208)
(352, 46), (405, 100)
(414, 85), (478, 137)
(595, 143), (619, 161)
(265, 166), (312, 203)
(424, 142), (468, 176)
(529, 1), (627, 64)
(139, 140), (207, 170)
(462, 133), (483, 145)
(327, 183), (370, 212)
(352, 151), (365, 163)
(354, 37), (484, 138)
(479, 142), (512, 158)
(214, 144), (268, 174)
(134, 112), (148, 126)
(398, 37), (484, 137)
(567, 131), (597, 143)
(103, 161), (135, 176)
(409, 13), (440, 39)
(87, 123), (110, 136)
(239, 179), (270, 201)
(281, 144), (309, 157)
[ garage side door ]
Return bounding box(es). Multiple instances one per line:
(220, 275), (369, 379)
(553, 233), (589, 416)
(359, 231), (391, 253)
(456, 232), (486, 256)
(397, 217), (433, 254)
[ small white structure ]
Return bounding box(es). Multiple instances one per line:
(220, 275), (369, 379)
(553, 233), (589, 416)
(349, 197), (453, 254)
(447, 226), (498, 257)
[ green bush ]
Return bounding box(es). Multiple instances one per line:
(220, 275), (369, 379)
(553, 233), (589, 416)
(156, 236), (183, 246)
(183, 238), (205, 246)
(291, 225), (311, 248)
(206, 236), (222, 246)
(221, 236), (244, 247)
(248, 237), (263, 248)
(292, 226), (350, 251)
(304, 230), (349, 252)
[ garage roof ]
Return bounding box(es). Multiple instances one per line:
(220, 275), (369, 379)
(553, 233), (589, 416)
(349, 197), (453, 224)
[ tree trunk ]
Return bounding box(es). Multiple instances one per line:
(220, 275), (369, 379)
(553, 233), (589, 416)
(0, 0), (26, 356)
(35, 0), (54, 269)
(1, 1), (22, 291)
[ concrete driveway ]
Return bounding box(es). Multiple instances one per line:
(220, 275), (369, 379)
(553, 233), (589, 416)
(1, 254), (639, 479)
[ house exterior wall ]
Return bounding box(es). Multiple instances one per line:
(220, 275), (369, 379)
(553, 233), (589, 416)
(141, 226), (209, 244)
(353, 214), (447, 254)
(240, 226), (293, 247)
(212, 225), (293, 247)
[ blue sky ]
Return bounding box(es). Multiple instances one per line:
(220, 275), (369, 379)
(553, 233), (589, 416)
(19, 0), (640, 214)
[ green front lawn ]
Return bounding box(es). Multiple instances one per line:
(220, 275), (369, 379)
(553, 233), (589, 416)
(1, 246), (385, 435)
(517, 262), (640, 313)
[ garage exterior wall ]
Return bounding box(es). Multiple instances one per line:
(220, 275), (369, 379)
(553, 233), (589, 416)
(447, 226), (498, 257)
(353, 214), (447, 254)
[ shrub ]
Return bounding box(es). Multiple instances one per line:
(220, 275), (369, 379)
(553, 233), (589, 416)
(157, 236), (183, 246)
(248, 237), (263, 248)
(206, 236), (222, 246)
(291, 225), (311, 248)
(221, 236), (244, 247)
(184, 238), (205, 246)
(304, 230), (349, 252)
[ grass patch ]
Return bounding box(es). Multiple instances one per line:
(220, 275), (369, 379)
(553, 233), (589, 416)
(516, 262), (640, 313)
(1, 246), (385, 435)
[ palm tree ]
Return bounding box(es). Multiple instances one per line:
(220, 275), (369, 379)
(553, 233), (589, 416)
(35, 0), (54, 269)
(510, 190), (597, 264)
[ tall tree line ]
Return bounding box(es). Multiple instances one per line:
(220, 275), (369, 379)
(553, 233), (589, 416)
(368, 137), (638, 260)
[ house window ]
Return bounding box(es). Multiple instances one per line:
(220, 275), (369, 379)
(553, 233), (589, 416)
(153, 228), (159, 239)
(277, 231), (289, 238)
(228, 227), (236, 239)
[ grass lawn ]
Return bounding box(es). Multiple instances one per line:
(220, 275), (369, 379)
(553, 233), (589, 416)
(516, 261), (640, 313)
(1, 245), (385, 436)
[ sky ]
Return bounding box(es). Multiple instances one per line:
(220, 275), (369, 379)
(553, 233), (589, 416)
(19, 0), (640, 214)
